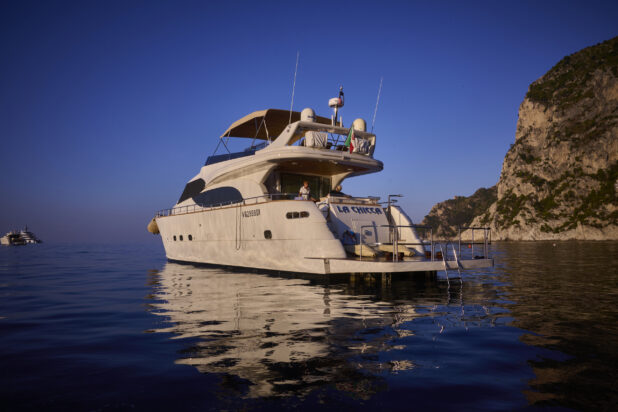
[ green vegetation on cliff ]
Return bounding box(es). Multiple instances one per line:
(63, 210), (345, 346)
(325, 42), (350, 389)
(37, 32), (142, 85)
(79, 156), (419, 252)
(494, 162), (618, 232)
(526, 36), (618, 111)
(424, 36), (618, 240)
(422, 186), (497, 237)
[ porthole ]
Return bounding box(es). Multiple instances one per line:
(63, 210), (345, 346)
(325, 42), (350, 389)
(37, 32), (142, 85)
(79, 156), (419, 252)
(173, 235), (177, 241)
(286, 211), (309, 219)
(188, 234), (193, 241)
(264, 230), (272, 239)
(179, 235), (183, 241)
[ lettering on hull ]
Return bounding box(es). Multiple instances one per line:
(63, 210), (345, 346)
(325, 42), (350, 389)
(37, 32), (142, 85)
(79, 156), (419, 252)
(242, 209), (261, 218)
(336, 205), (383, 215)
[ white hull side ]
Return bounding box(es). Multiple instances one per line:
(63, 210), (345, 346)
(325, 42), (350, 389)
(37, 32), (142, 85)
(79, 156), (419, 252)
(156, 200), (494, 275)
(156, 200), (347, 274)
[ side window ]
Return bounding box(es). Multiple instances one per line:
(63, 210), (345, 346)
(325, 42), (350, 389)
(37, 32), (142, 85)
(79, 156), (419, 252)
(178, 179), (205, 203)
(193, 187), (243, 207)
(280, 173), (331, 198)
(286, 211), (310, 219)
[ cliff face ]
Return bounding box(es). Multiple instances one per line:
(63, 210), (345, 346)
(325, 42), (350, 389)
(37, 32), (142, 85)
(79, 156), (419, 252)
(427, 37), (618, 240)
(421, 186), (496, 238)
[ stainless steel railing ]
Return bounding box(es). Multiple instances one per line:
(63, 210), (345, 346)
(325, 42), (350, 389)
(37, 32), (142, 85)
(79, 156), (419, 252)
(356, 224), (491, 262)
(456, 226), (491, 261)
(358, 224), (434, 262)
(156, 193), (299, 217)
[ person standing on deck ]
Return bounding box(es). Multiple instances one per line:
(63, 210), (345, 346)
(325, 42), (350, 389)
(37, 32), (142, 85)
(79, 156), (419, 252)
(299, 180), (311, 200)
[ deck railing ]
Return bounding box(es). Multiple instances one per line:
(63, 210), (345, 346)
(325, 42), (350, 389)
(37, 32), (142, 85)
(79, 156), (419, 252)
(357, 224), (491, 262)
(156, 197), (491, 262)
(359, 224), (433, 262)
(456, 226), (491, 261)
(156, 193), (298, 217)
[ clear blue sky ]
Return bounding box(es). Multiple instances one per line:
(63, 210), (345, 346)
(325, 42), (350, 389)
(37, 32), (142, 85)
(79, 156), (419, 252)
(1, 0), (617, 243)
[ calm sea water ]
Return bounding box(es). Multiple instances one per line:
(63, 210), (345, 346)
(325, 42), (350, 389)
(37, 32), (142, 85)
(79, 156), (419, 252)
(1, 241), (616, 411)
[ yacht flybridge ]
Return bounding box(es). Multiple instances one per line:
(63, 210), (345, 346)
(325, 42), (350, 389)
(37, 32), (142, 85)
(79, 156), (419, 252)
(148, 90), (493, 275)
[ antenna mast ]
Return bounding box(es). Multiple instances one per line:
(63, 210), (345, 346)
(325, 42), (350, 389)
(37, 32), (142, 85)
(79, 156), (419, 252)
(328, 86), (344, 126)
(289, 51), (300, 124)
(371, 76), (383, 133)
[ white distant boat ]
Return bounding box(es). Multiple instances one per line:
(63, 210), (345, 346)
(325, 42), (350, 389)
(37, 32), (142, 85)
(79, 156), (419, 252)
(1, 226), (42, 246)
(148, 89), (492, 274)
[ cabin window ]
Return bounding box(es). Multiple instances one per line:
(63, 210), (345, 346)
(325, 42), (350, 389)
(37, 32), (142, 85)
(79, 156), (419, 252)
(173, 236), (177, 241)
(192, 186), (243, 208)
(178, 179), (206, 203)
(264, 230), (272, 239)
(286, 211), (309, 219)
(280, 173), (331, 199)
(188, 235), (193, 241)
(179, 235), (183, 241)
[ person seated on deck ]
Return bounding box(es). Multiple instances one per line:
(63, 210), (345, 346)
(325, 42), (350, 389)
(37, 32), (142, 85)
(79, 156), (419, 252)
(298, 181), (315, 201)
(329, 185), (349, 197)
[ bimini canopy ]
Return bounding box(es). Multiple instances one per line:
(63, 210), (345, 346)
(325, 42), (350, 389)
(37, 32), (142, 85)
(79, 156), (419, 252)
(220, 109), (332, 140)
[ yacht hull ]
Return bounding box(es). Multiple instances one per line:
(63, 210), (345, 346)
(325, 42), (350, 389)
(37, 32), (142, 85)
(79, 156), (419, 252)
(156, 200), (493, 275)
(157, 200), (347, 274)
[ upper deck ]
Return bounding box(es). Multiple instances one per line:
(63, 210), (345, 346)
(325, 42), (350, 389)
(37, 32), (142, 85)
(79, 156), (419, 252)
(206, 109), (377, 166)
(180, 108), (383, 207)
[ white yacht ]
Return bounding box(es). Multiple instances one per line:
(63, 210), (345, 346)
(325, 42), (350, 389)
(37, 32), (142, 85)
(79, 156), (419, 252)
(1, 227), (42, 246)
(148, 91), (492, 275)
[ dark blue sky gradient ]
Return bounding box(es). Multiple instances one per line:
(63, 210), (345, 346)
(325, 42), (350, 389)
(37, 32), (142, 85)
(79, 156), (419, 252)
(1, 1), (617, 242)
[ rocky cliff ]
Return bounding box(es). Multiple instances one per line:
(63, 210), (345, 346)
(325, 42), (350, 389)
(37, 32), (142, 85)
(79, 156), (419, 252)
(426, 37), (618, 240)
(421, 186), (496, 238)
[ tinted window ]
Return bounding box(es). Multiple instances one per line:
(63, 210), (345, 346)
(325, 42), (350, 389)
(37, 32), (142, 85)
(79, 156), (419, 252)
(193, 187), (243, 207)
(178, 179), (205, 203)
(286, 211), (310, 219)
(280, 173), (331, 199)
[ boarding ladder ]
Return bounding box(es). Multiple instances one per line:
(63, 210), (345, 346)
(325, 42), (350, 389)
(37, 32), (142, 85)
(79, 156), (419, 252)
(438, 242), (462, 286)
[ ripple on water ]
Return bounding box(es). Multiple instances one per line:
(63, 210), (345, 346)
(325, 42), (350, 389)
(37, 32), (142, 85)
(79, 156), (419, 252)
(0, 241), (616, 410)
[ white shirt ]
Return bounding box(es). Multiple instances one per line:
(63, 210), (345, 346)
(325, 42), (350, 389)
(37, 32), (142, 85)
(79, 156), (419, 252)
(299, 186), (310, 200)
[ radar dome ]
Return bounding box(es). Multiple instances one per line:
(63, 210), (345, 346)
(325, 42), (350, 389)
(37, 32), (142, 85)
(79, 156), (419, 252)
(301, 108), (316, 122)
(352, 118), (366, 132)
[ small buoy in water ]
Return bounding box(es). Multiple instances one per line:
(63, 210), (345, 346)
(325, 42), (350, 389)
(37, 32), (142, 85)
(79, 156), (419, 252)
(147, 218), (159, 234)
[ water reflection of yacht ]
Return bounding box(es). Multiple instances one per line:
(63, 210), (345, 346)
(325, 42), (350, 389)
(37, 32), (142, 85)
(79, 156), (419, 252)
(149, 263), (427, 398)
(148, 89), (492, 274)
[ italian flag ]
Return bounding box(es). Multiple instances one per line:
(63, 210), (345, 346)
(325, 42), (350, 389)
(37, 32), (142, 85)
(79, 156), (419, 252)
(344, 126), (354, 153)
